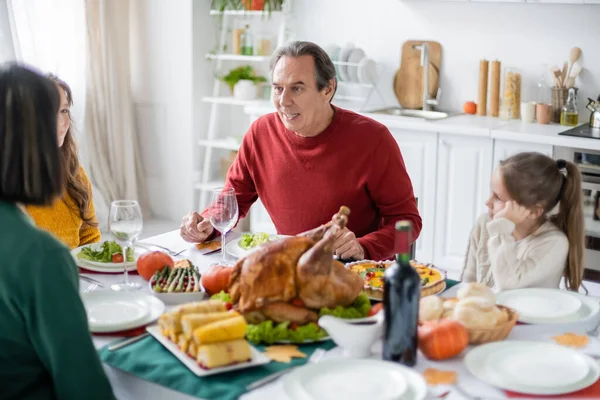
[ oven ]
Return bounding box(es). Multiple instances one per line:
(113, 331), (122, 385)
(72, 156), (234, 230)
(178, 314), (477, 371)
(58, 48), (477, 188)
(554, 146), (600, 281)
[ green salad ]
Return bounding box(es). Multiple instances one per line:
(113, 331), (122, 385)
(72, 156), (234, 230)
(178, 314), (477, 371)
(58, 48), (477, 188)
(238, 232), (272, 250)
(210, 291), (371, 344)
(77, 241), (134, 263)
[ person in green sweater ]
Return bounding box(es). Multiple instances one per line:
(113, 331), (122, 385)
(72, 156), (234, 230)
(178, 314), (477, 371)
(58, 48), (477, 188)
(0, 64), (115, 399)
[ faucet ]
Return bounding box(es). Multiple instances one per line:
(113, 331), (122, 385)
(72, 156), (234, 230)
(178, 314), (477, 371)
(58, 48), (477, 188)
(413, 43), (441, 112)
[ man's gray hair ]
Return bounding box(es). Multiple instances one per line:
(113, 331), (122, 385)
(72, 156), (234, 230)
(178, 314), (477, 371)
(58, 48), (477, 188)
(270, 41), (337, 97)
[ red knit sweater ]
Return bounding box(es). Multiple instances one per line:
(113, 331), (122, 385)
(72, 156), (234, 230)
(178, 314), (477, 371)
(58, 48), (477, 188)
(223, 107), (421, 261)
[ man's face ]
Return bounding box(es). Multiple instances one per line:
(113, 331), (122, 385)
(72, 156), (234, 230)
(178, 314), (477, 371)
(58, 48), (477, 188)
(271, 55), (334, 137)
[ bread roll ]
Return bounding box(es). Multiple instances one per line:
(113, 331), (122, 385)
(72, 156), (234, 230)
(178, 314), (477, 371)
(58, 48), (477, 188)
(453, 297), (502, 329)
(419, 296), (443, 322)
(457, 283), (496, 304)
(442, 298), (458, 319)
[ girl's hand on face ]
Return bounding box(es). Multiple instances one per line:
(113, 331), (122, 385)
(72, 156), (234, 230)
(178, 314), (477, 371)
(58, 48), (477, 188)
(494, 201), (532, 225)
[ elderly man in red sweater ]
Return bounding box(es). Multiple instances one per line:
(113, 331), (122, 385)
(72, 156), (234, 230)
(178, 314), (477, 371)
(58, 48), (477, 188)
(181, 41), (421, 261)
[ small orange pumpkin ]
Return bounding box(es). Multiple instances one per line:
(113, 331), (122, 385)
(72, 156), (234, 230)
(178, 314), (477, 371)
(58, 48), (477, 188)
(201, 265), (233, 295)
(418, 318), (469, 360)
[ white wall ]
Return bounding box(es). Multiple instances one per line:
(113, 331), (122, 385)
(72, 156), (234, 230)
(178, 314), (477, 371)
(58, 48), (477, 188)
(129, 0), (194, 222)
(291, 0), (600, 115)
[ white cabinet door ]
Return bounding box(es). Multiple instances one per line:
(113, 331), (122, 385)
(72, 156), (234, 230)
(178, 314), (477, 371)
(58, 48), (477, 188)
(390, 129), (438, 263)
(434, 134), (493, 274)
(492, 140), (554, 170)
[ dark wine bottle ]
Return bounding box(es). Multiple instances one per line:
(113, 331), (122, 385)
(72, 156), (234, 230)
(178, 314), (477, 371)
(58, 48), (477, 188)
(382, 220), (420, 366)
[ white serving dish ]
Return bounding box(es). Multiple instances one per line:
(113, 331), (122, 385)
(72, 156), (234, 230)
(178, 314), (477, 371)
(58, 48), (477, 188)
(146, 325), (270, 377)
(148, 280), (208, 305)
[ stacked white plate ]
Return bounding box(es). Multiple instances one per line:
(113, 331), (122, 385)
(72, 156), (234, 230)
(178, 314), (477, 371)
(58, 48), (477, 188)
(496, 288), (599, 324)
(81, 291), (164, 333)
(283, 358), (427, 400)
(71, 242), (143, 273)
(465, 341), (599, 395)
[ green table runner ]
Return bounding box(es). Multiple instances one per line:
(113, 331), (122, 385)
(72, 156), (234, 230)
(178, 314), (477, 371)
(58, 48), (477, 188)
(99, 279), (460, 399)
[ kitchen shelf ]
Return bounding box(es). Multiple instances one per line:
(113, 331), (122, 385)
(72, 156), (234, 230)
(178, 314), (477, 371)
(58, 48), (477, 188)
(198, 138), (241, 151)
(205, 53), (270, 62)
(209, 10), (282, 16)
(201, 96), (271, 106)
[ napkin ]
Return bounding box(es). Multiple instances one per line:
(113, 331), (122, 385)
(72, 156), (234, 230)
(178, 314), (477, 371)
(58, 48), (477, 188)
(99, 335), (336, 400)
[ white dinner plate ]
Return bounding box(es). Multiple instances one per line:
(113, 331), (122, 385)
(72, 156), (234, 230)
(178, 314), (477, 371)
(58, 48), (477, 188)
(81, 291), (165, 333)
(465, 341), (599, 395)
(71, 242), (143, 269)
(283, 358), (426, 400)
(346, 48), (365, 83)
(496, 288), (583, 324)
(146, 325), (270, 377)
(358, 57), (377, 85)
(224, 234), (287, 259)
(337, 43), (355, 82)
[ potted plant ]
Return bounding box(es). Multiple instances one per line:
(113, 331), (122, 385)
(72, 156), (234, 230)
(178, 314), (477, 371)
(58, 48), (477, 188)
(211, 0), (284, 13)
(221, 65), (267, 99)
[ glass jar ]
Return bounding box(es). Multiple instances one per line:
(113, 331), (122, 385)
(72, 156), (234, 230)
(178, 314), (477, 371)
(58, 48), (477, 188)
(560, 88), (579, 126)
(501, 67), (522, 119)
(240, 25), (254, 56)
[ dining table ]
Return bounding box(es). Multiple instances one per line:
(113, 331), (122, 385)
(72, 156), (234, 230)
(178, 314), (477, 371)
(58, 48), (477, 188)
(83, 229), (600, 400)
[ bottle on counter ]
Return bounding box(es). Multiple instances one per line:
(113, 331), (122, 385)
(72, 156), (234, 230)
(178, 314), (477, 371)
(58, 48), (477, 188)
(561, 87), (579, 126)
(382, 220), (420, 367)
(240, 25), (254, 56)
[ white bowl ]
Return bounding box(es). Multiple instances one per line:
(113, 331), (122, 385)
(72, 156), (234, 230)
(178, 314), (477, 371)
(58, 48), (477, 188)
(148, 281), (208, 305)
(318, 311), (384, 358)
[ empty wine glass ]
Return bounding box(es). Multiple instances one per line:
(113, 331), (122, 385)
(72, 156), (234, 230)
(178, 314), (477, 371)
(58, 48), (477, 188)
(109, 200), (143, 291)
(208, 187), (238, 265)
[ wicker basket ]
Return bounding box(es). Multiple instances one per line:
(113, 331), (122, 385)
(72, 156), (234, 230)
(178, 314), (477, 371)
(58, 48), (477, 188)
(461, 303), (519, 345)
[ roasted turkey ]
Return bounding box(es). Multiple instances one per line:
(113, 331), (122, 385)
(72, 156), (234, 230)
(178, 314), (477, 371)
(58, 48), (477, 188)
(228, 206), (364, 324)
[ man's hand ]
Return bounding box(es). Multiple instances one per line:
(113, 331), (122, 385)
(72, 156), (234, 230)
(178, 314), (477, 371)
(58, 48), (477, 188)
(331, 227), (365, 260)
(494, 201), (532, 226)
(180, 211), (214, 243)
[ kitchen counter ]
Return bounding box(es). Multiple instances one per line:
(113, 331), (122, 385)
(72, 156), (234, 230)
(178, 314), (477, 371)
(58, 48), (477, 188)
(244, 104), (599, 150)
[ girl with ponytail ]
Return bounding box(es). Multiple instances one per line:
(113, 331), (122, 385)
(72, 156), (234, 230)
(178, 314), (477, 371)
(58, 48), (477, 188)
(460, 152), (584, 291)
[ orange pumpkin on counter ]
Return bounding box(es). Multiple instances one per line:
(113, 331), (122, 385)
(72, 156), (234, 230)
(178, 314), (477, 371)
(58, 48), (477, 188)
(201, 265), (234, 295)
(418, 319), (469, 360)
(137, 251), (174, 280)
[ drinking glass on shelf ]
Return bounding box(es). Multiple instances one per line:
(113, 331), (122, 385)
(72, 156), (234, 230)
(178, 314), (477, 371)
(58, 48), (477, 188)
(208, 187), (239, 265)
(109, 200), (143, 291)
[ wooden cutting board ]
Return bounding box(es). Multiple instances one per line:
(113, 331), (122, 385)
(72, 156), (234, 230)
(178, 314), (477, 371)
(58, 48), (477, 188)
(394, 40), (442, 109)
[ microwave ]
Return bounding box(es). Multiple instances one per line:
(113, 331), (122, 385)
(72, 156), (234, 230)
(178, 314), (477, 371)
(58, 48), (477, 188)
(554, 146), (600, 284)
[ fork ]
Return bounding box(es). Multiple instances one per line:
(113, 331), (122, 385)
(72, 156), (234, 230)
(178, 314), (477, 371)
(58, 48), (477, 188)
(137, 243), (186, 257)
(246, 348), (327, 391)
(83, 283), (98, 293)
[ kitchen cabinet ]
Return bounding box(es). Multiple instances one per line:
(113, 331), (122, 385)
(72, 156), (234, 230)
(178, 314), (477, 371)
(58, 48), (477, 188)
(434, 134), (493, 274)
(390, 129), (438, 263)
(492, 139), (554, 170)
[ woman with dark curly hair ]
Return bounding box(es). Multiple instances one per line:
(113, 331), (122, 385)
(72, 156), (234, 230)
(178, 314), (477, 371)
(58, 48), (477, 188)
(26, 74), (101, 249)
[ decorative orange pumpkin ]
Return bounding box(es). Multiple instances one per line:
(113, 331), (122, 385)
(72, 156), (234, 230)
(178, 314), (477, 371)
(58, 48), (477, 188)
(201, 265), (234, 295)
(137, 251), (174, 281)
(418, 318), (469, 360)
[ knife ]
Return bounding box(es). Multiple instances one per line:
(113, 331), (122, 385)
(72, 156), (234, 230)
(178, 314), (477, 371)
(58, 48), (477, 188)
(201, 248), (222, 256)
(108, 333), (150, 351)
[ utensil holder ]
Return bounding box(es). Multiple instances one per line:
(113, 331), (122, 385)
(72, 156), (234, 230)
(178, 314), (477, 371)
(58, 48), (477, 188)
(551, 87), (578, 123)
